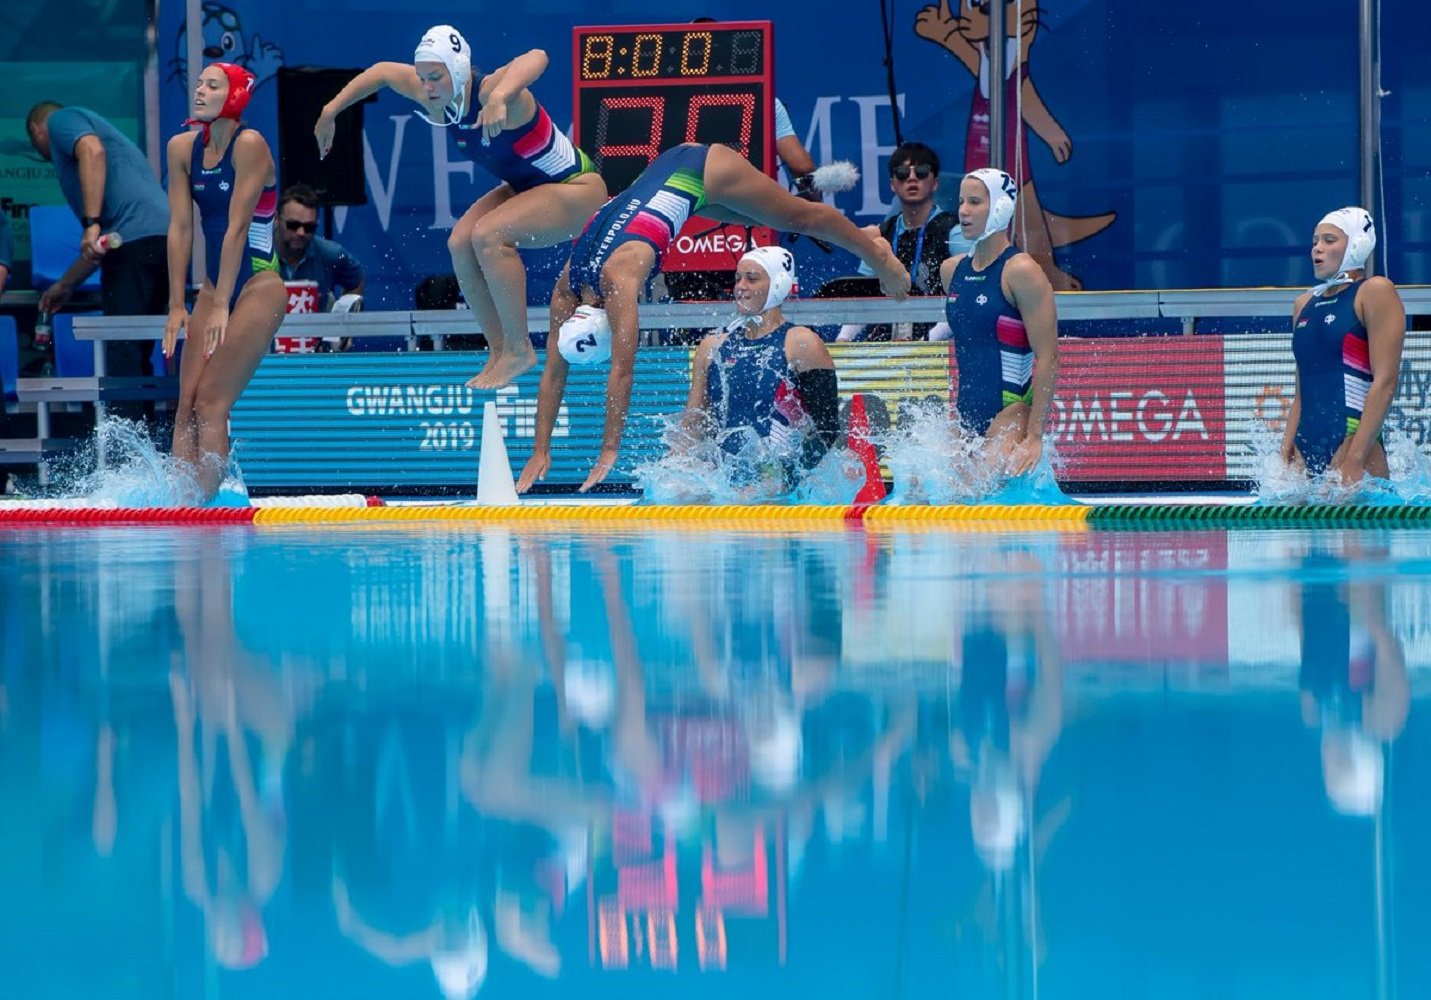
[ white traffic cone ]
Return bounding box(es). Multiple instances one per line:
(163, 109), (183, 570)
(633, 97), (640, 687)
(476, 400), (520, 505)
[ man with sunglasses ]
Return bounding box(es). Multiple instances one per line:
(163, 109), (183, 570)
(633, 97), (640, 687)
(275, 183), (365, 310)
(838, 142), (958, 342)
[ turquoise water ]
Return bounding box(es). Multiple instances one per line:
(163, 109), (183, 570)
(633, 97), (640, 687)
(2, 524), (1428, 998)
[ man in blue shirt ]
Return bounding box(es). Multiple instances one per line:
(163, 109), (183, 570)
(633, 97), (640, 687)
(275, 184), (365, 308)
(28, 103), (168, 420)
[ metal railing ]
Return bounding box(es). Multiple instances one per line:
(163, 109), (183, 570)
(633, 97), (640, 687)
(65, 286), (1431, 365)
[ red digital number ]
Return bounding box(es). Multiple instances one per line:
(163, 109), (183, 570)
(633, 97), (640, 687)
(596, 95), (666, 163)
(684, 93), (756, 159)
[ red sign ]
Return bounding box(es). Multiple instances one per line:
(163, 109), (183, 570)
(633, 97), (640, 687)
(274, 280), (322, 354)
(1044, 338), (1226, 481)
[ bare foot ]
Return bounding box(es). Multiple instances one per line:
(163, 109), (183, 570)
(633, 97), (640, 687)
(465, 350), (505, 389)
(467, 347), (537, 389)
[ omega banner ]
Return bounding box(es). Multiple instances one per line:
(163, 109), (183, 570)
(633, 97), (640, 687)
(231, 337), (1251, 493)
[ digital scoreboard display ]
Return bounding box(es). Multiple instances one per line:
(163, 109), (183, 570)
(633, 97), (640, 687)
(573, 22), (776, 272)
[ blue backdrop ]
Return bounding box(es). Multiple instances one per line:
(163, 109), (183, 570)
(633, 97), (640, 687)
(154, 0), (1430, 310)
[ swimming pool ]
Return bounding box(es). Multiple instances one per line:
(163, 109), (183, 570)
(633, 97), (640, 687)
(2, 522), (1427, 998)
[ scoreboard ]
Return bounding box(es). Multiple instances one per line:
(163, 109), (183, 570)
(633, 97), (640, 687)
(573, 22), (777, 272)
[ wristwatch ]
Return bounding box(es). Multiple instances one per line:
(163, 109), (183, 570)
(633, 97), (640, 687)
(81, 216), (102, 228)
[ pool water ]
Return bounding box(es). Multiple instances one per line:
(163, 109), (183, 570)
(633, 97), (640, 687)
(1, 524), (1428, 998)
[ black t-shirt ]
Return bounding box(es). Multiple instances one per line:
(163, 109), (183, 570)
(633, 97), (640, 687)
(880, 208), (958, 295)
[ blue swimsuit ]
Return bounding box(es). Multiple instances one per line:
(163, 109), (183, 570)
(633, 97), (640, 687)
(943, 246), (1033, 435)
(705, 322), (799, 456)
(567, 144), (709, 297)
(188, 124), (278, 307)
(451, 81), (595, 193)
(1292, 280), (1373, 473)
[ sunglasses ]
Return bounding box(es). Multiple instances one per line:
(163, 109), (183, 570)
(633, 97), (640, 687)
(892, 164), (934, 181)
(284, 219), (318, 234)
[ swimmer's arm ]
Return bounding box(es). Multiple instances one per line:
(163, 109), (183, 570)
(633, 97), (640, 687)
(939, 255), (963, 293)
(211, 131), (272, 308)
(165, 134), (196, 310)
(787, 327), (841, 472)
(1006, 256), (1060, 440)
(519, 273), (579, 491)
(1346, 278), (1406, 467)
(519, 351), (569, 491)
(699, 204), (762, 228)
(1281, 372), (1302, 462)
(1282, 294), (1312, 460)
(585, 286), (642, 491)
(680, 334), (721, 432)
(324, 62), (427, 114)
(480, 49), (548, 118)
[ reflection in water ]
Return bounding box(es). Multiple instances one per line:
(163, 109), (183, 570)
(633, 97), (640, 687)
(1, 526), (1429, 997)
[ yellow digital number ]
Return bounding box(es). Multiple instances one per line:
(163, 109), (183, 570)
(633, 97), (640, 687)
(582, 34), (614, 79)
(680, 31), (712, 76)
(631, 33), (662, 78)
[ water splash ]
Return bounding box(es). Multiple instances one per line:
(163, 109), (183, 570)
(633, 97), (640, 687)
(879, 401), (1071, 505)
(1385, 429), (1431, 503)
(633, 414), (862, 505)
(1250, 422), (1431, 506)
(35, 419), (251, 507)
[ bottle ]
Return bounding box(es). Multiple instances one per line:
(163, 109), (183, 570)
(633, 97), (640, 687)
(96, 231), (124, 252)
(34, 310), (52, 349)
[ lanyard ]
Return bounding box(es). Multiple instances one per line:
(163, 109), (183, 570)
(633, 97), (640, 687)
(892, 207), (941, 290)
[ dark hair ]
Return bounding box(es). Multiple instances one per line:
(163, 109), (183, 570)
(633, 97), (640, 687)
(26, 101), (63, 133)
(279, 183), (319, 211)
(889, 141), (940, 178)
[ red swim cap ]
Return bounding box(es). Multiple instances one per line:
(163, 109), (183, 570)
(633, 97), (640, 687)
(187, 62), (256, 143)
(211, 62), (256, 120)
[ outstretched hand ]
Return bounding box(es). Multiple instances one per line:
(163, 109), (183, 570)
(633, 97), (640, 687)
(516, 450), (551, 494)
(163, 306), (189, 359)
(1007, 434), (1044, 477)
(314, 113), (335, 160)
(579, 448), (620, 493)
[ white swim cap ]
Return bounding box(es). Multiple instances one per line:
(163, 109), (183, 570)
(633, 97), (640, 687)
(740, 245), (797, 311)
(414, 25), (472, 126)
(965, 168), (1018, 242)
(1319, 206), (1376, 274)
(557, 305), (612, 366)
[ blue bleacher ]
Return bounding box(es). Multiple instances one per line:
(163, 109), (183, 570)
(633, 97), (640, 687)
(50, 313), (172, 377)
(52, 312), (98, 378)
